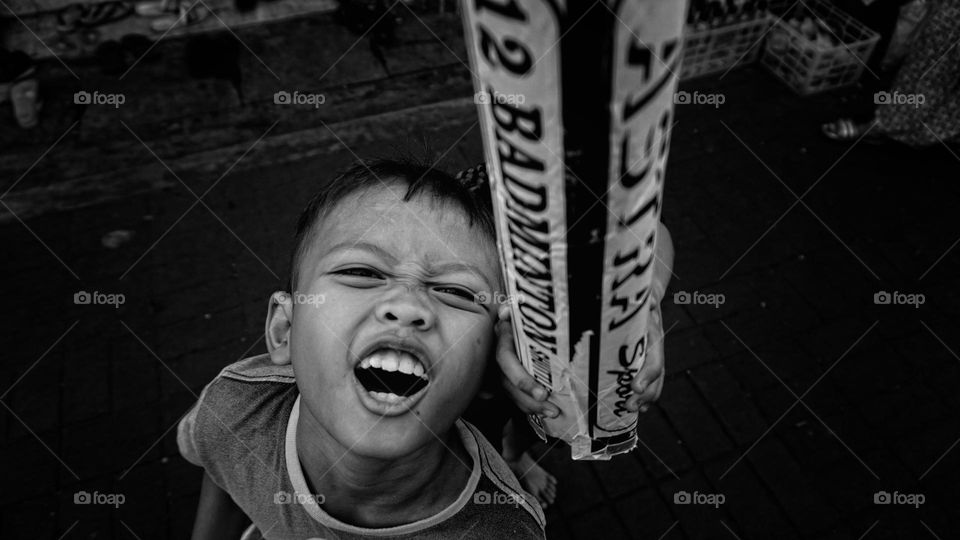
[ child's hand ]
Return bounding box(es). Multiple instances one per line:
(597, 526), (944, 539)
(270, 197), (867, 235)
(626, 222), (673, 413)
(624, 297), (665, 413)
(496, 222), (673, 417)
(495, 306), (560, 419)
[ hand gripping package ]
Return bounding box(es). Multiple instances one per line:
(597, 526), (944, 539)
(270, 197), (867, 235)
(460, 0), (687, 459)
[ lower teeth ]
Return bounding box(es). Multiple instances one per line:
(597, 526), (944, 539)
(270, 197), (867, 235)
(370, 391), (403, 403)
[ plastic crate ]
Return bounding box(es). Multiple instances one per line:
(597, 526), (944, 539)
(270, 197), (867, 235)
(761, 0), (879, 95)
(681, 15), (772, 80)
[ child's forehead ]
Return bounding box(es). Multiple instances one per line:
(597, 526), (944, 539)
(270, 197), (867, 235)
(327, 185), (474, 231)
(311, 186), (495, 265)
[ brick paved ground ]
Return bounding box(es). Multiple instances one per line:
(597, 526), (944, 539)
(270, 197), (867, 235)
(2, 6), (960, 540)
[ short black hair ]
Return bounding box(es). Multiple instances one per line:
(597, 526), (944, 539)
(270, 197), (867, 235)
(286, 158), (495, 292)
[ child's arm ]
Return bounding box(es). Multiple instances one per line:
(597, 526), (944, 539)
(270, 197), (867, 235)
(190, 471), (251, 540)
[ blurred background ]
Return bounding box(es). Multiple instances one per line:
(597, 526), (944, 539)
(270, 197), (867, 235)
(2, 0), (959, 537)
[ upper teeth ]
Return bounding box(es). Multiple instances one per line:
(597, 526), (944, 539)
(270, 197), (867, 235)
(359, 349), (427, 379)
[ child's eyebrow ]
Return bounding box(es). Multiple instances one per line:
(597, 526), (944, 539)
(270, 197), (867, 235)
(325, 241), (398, 264)
(326, 242), (492, 290)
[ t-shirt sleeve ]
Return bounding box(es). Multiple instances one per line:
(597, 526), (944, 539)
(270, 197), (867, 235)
(177, 388), (209, 467)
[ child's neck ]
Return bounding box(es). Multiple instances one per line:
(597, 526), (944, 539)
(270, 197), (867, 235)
(295, 411), (472, 528)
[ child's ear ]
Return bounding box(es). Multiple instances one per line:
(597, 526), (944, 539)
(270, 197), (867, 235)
(265, 291), (294, 365)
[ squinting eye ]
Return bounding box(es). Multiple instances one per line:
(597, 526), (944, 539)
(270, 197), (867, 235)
(335, 268), (383, 279)
(435, 286), (478, 302)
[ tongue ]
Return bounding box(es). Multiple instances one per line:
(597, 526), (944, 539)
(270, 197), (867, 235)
(356, 367), (426, 397)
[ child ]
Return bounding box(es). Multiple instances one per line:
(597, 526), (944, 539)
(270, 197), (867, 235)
(178, 158), (546, 539)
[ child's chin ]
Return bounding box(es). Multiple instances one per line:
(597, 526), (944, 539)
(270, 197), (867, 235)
(345, 421), (436, 460)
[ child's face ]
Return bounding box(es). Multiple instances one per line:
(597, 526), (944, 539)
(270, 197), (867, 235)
(290, 185), (501, 459)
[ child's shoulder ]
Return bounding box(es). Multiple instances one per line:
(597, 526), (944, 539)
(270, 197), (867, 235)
(178, 354), (297, 469)
(217, 353), (296, 384)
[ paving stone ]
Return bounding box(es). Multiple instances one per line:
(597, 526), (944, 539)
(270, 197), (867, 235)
(566, 504), (631, 540)
(659, 468), (730, 540)
(664, 327), (721, 373)
(703, 459), (799, 540)
(614, 488), (678, 540)
(635, 408), (694, 480)
(589, 452), (649, 499)
(689, 362), (769, 447)
(747, 438), (841, 536)
(659, 376), (734, 462)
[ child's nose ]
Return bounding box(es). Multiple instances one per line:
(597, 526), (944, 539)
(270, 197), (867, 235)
(375, 292), (435, 330)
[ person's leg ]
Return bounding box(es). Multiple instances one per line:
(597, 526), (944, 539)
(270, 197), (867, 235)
(502, 412), (557, 508)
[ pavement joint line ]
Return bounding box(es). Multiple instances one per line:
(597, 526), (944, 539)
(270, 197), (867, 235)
(1, 121), (79, 200)
(914, 121), (960, 280)
(315, 0), (404, 85)
(718, 319), (878, 480)
(118, 120), (280, 280)
(718, 119), (880, 281)
(916, 321), (960, 480)
(1, 320), (78, 401)
(118, 406), (191, 482)
(0, 399), (81, 480)
(196, 198), (281, 280)
(0, 199), (80, 280)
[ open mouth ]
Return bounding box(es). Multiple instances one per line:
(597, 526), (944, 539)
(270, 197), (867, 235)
(354, 348), (429, 403)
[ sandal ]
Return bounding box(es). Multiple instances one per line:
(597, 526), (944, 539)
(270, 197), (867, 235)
(56, 1), (133, 31)
(821, 118), (883, 143)
(149, 1), (210, 32)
